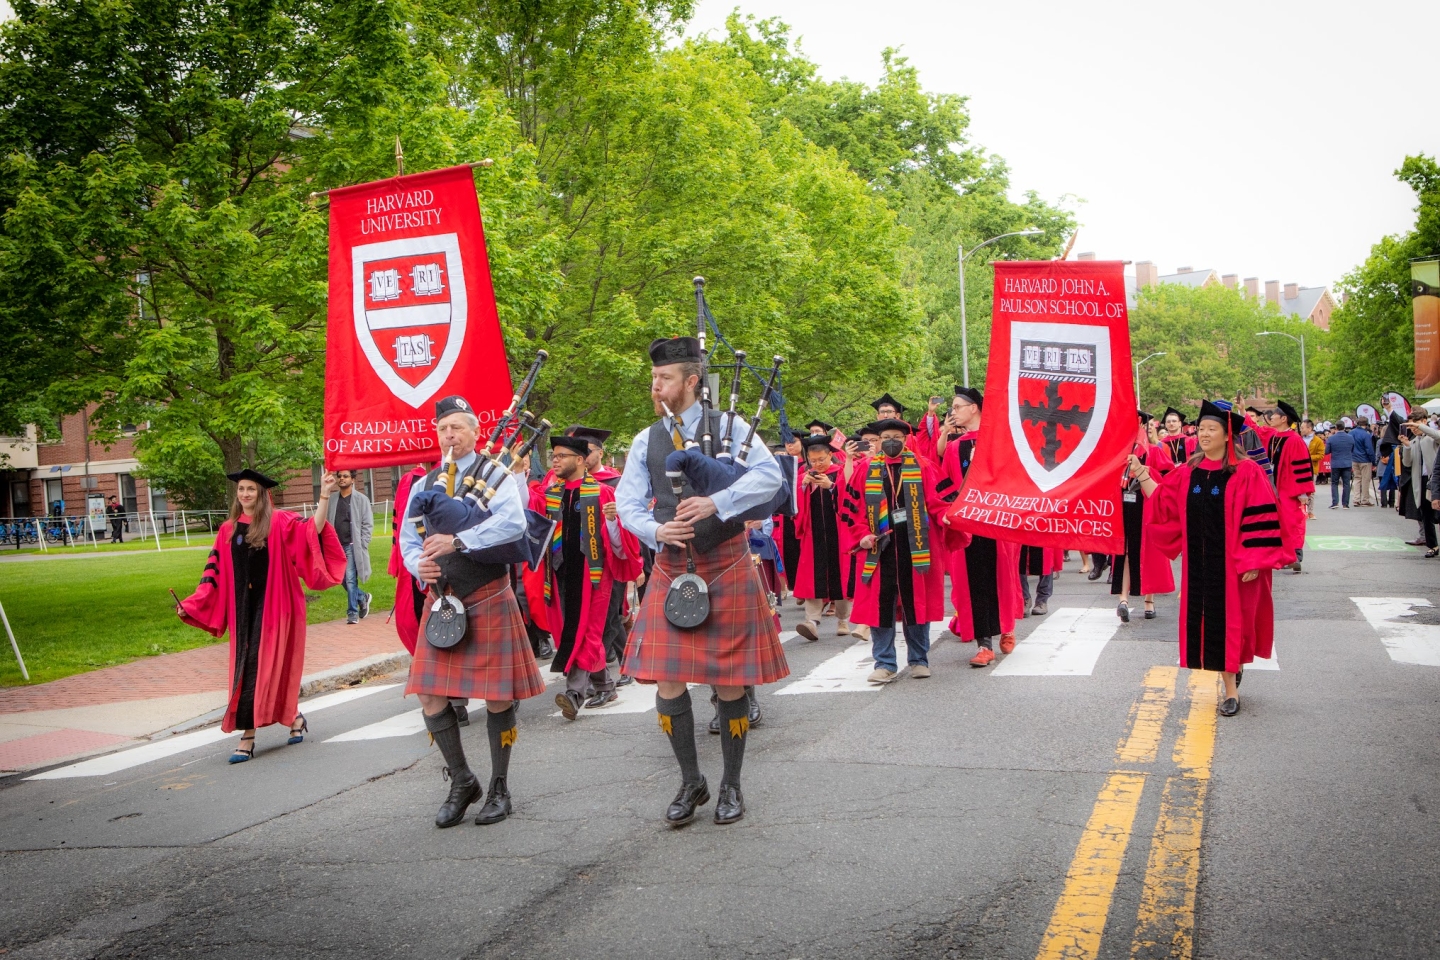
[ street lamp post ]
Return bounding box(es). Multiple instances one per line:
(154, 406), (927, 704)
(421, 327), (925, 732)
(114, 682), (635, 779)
(1256, 331), (1307, 421)
(959, 229), (1046, 387)
(1135, 352), (1167, 410)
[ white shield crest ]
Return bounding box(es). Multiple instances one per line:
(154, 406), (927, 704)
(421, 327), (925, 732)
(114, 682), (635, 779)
(1007, 321), (1112, 493)
(351, 233), (468, 408)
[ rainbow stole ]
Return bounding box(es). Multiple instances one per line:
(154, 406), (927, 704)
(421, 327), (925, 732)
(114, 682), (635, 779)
(544, 474), (604, 602)
(861, 451), (931, 583)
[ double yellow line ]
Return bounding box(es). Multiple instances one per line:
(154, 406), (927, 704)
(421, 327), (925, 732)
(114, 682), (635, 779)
(1035, 666), (1217, 960)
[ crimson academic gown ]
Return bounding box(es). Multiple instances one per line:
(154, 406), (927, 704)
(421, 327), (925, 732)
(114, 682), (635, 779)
(1148, 457), (1288, 672)
(180, 510), (345, 732)
(793, 463), (849, 601)
(839, 454), (951, 628)
(529, 477), (641, 675)
(1161, 433), (1196, 466)
(1266, 428), (1314, 563)
(1114, 442), (1177, 596)
(387, 465), (429, 655)
(938, 432), (1022, 640)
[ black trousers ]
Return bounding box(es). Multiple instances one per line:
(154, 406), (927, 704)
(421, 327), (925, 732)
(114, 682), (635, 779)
(1423, 498), (1437, 550)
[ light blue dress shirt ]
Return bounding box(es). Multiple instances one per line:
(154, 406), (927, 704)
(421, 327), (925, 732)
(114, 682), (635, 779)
(399, 449), (527, 581)
(615, 401), (783, 551)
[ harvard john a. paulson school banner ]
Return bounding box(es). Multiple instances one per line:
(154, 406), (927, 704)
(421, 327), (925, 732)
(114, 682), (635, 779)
(323, 165), (514, 470)
(945, 260), (1135, 554)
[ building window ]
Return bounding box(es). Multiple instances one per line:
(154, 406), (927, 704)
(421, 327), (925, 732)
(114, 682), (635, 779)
(150, 485), (168, 514)
(119, 474), (138, 515)
(8, 480), (29, 517)
(44, 478), (64, 515)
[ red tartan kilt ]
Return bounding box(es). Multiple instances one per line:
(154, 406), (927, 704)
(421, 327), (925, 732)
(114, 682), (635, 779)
(624, 536), (790, 686)
(406, 578), (547, 702)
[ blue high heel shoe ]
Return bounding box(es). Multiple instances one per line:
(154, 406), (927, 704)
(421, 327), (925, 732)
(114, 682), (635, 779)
(287, 714), (308, 745)
(228, 734), (255, 764)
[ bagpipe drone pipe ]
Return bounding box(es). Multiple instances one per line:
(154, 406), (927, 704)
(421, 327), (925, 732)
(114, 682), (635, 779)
(406, 349), (556, 571)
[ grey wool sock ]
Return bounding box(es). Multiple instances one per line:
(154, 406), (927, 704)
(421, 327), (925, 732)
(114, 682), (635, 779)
(655, 690), (702, 783)
(486, 705), (517, 783)
(716, 695), (750, 788)
(423, 704), (473, 782)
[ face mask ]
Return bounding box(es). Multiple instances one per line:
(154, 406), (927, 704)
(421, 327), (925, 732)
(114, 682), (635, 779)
(881, 438), (905, 457)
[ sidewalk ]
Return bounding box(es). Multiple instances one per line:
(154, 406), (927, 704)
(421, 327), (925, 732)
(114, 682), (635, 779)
(0, 616), (409, 774)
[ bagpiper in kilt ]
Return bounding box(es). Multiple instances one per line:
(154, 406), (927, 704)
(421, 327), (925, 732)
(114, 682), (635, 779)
(615, 336), (790, 827)
(400, 394), (547, 829)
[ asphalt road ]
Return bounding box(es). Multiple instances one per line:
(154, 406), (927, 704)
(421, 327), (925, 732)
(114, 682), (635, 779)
(3, 502), (1439, 959)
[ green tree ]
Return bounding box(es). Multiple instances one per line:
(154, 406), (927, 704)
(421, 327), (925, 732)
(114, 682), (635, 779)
(1318, 154), (1440, 412)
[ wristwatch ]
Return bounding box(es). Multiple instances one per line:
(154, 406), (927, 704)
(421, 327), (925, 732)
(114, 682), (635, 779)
(451, 536), (465, 554)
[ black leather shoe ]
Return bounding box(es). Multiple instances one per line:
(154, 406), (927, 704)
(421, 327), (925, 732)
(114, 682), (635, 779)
(538, 638), (555, 659)
(713, 783), (745, 824)
(584, 689), (618, 709)
(615, 674), (635, 687)
(1087, 565), (1105, 582)
(474, 777), (512, 825)
(665, 778), (710, 827)
(708, 711), (721, 735)
(747, 690), (762, 727)
(1219, 697), (1240, 717)
(436, 770), (481, 828)
(555, 691), (582, 721)
(452, 703), (470, 727)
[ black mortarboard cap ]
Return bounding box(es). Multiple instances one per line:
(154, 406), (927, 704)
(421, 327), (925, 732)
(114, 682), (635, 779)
(800, 435), (834, 451)
(550, 436), (590, 456)
(857, 424), (880, 438)
(1198, 399), (1245, 433)
(227, 468), (279, 489)
(805, 419), (833, 433)
(648, 336), (703, 366)
(434, 395), (473, 420)
(871, 393), (906, 415)
(1163, 407), (1187, 425)
(954, 386), (983, 410)
(1275, 400), (1300, 425)
(566, 425), (612, 446)
(1139, 410), (1155, 424)
(872, 418), (913, 436)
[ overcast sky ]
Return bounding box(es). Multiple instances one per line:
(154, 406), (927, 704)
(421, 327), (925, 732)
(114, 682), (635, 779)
(686, 0), (1440, 290)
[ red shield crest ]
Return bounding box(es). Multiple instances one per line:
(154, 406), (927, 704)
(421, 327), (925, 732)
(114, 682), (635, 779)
(1008, 323), (1111, 492)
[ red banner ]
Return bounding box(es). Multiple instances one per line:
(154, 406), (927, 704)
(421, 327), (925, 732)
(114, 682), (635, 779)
(945, 260), (1135, 554)
(323, 164), (513, 470)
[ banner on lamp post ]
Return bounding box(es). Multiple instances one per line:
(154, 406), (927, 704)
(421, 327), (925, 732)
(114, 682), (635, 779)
(323, 164), (514, 470)
(944, 260), (1135, 554)
(1415, 258), (1440, 393)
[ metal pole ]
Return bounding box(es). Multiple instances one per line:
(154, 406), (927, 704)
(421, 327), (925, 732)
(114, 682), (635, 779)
(1136, 362), (1141, 411)
(0, 599), (28, 681)
(959, 245), (969, 389)
(149, 505), (162, 551)
(34, 517), (46, 552)
(1300, 333), (1309, 422)
(181, 509), (190, 545)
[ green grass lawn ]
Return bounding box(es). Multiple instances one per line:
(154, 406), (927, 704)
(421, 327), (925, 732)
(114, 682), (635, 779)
(0, 538), (398, 686)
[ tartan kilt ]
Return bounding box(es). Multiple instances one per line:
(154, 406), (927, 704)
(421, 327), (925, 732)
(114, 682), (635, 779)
(405, 577), (547, 702)
(624, 535), (789, 686)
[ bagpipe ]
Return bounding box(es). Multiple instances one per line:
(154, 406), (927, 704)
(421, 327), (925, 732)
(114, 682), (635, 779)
(661, 278), (790, 628)
(407, 349), (556, 572)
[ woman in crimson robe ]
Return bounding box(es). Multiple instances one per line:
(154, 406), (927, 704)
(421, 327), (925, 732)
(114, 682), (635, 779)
(1130, 401), (1288, 717)
(1261, 400), (1314, 572)
(1113, 413), (1176, 622)
(178, 469), (346, 762)
(793, 435), (854, 640)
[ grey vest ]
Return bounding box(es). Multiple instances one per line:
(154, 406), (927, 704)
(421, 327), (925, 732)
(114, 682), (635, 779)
(646, 410), (747, 556)
(421, 465), (508, 597)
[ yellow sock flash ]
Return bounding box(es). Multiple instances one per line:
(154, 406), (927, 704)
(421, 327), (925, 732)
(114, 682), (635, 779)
(499, 727), (517, 748)
(658, 714), (673, 736)
(729, 717), (750, 739)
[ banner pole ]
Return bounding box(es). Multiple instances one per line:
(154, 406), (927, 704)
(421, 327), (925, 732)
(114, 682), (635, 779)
(0, 599), (27, 681)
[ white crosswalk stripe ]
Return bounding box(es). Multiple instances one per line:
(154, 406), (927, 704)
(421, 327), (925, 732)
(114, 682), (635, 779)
(27, 684), (400, 780)
(326, 707), (425, 742)
(1352, 597), (1440, 666)
(993, 607), (1118, 676)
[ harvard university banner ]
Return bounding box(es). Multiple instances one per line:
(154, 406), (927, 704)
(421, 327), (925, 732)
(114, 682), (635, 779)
(945, 260), (1135, 554)
(323, 164), (513, 470)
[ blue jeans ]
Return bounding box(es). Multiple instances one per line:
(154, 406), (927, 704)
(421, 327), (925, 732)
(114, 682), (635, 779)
(342, 544), (363, 615)
(870, 621), (931, 673)
(1021, 573), (1053, 605)
(1331, 467), (1353, 507)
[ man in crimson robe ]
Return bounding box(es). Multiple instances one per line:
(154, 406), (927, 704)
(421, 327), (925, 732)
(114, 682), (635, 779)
(567, 425), (633, 683)
(1262, 400), (1315, 572)
(872, 393), (934, 464)
(936, 387), (1022, 666)
(776, 433), (805, 600)
(840, 419), (952, 684)
(793, 435), (854, 640)
(1131, 400), (1288, 716)
(532, 436), (643, 717)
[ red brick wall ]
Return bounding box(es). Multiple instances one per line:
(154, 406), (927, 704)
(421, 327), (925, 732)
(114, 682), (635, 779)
(35, 409), (139, 466)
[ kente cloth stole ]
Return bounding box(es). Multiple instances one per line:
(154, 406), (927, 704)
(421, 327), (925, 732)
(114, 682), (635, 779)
(861, 452), (931, 583)
(544, 475), (604, 601)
